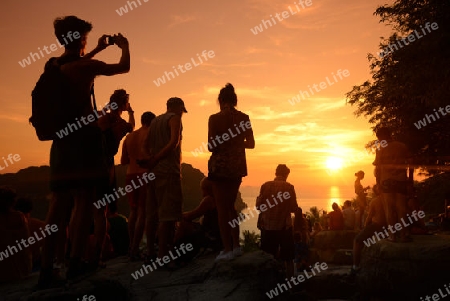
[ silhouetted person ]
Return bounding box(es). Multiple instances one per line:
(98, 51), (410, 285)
(373, 127), (410, 242)
(0, 187), (32, 282)
(352, 185), (387, 273)
(140, 97), (187, 265)
(328, 202), (344, 230)
(14, 197), (46, 269)
(93, 89), (134, 267)
(107, 202), (129, 256)
(208, 83), (255, 261)
(175, 177), (222, 252)
(342, 200), (356, 230)
(39, 15), (130, 288)
(354, 171), (369, 229)
(121, 111), (155, 260)
(257, 164), (298, 278)
(293, 207), (309, 272)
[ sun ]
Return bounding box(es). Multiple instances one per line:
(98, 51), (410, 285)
(325, 156), (344, 172)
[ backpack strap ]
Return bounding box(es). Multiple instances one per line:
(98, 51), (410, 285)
(91, 84), (98, 120)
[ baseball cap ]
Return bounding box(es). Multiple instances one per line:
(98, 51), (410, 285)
(167, 97), (188, 113)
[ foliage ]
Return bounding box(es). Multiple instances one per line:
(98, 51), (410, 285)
(240, 230), (260, 252)
(306, 206), (328, 229)
(346, 0), (450, 175)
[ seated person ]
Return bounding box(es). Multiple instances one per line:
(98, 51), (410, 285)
(84, 222), (114, 263)
(0, 187), (32, 282)
(174, 177), (222, 258)
(352, 185), (387, 274)
(293, 207), (309, 272)
(328, 202), (344, 230)
(14, 197), (46, 270)
(107, 202), (130, 256)
(342, 200), (356, 230)
(310, 222), (323, 239)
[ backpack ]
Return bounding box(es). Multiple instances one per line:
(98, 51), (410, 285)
(29, 57), (80, 141)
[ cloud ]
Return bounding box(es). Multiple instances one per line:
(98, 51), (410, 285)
(168, 14), (197, 29)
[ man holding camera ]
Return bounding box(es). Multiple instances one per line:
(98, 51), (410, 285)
(38, 16), (130, 288)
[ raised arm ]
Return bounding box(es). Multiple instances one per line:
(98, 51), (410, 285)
(89, 33), (130, 76)
(83, 35), (109, 59)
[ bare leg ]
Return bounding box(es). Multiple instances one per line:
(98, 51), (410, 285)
(39, 191), (73, 287)
(213, 182), (233, 252)
(132, 187), (147, 255)
(157, 221), (175, 258)
(93, 206), (106, 263)
(145, 184), (157, 257)
(382, 193), (396, 240)
(212, 180), (241, 252)
(69, 188), (94, 272)
(285, 260), (294, 279)
(395, 193), (408, 240)
(128, 207), (137, 253)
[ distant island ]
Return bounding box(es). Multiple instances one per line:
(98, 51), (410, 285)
(0, 163), (247, 220)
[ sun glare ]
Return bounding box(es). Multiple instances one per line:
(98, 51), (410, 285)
(325, 156), (344, 172)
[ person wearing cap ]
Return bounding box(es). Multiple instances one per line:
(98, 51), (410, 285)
(207, 83), (255, 262)
(256, 164), (298, 278)
(354, 170), (369, 229)
(140, 97), (187, 264)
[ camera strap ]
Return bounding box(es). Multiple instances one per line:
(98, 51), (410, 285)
(91, 83), (98, 120)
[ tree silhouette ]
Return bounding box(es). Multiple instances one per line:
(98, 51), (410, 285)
(346, 0), (450, 175)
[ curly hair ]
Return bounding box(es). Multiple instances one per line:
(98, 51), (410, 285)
(54, 16), (92, 49)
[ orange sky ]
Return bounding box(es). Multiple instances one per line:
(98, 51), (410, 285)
(0, 0), (396, 204)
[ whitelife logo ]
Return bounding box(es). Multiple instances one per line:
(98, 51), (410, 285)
(153, 50), (215, 87)
(414, 105), (450, 129)
(228, 191), (292, 228)
(93, 172), (155, 209)
(288, 69), (350, 105)
(363, 210), (425, 247)
(55, 102), (118, 139)
(266, 262), (328, 299)
(191, 120), (252, 157)
(0, 224), (58, 261)
(18, 31), (81, 68)
(250, 0), (313, 35)
(131, 243), (193, 279)
(377, 22), (439, 58)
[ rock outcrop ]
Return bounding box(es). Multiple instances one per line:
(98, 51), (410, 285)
(358, 234), (450, 300)
(0, 251), (285, 301)
(309, 230), (358, 264)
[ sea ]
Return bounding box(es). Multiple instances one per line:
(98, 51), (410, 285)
(239, 195), (341, 237)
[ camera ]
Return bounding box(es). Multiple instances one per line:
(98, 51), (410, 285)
(106, 35), (116, 45)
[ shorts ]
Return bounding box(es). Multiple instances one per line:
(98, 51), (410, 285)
(126, 173), (147, 209)
(147, 173), (183, 222)
(380, 179), (407, 194)
(260, 228), (295, 261)
(355, 222), (384, 244)
(207, 175), (242, 184)
(50, 126), (108, 192)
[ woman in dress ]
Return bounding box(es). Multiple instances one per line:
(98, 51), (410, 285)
(207, 83), (255, 261)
